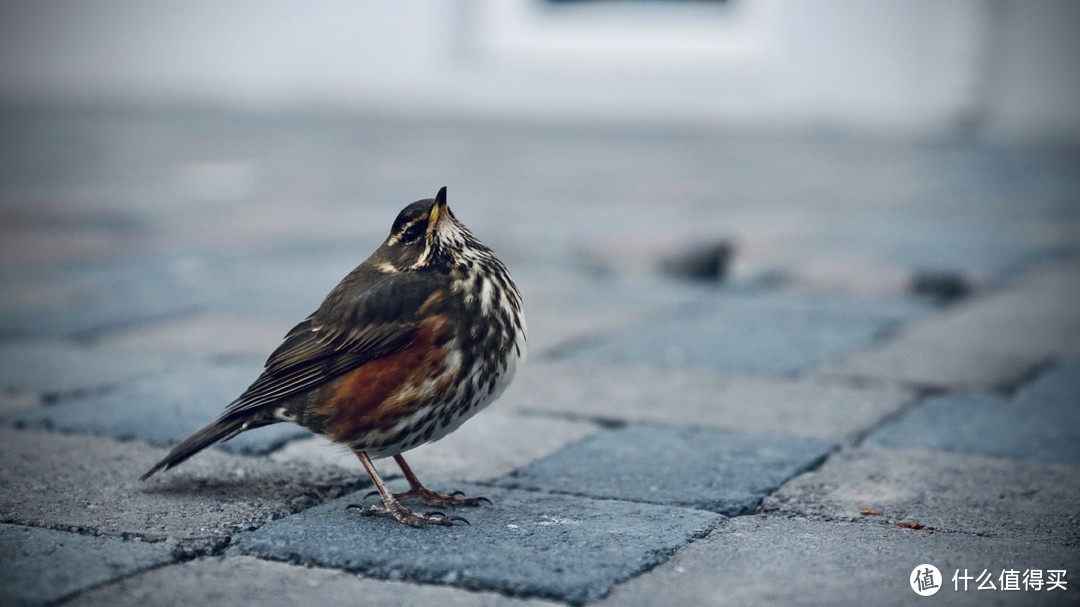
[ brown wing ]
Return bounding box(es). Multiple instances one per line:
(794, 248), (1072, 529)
(222, 268), (444, 417)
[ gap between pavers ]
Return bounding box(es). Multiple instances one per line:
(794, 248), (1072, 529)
(0, 428), (365, 549)
(2, 360), (309, 455)
(599, 514), (1080, 607)
(0, 523), (175, 607)
(503, 361), (914, 445)
(762, 445), (1080, 546)
(230, 484), (724, 606)
(814, 260), (1080, 391)
(558, 290), (926, 375)
(61, 555), (562, 607)
(497, 423), (838, 516)
(867, 358), (1080, 464)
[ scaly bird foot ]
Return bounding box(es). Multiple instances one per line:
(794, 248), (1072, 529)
(345, 502), (469, 527)
(358, 487), (492, 508)
(396, 486), (492, 508)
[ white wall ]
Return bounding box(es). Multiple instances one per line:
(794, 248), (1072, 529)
(1, 0), (1076, 140)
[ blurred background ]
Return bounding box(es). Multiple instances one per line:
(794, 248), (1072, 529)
(0, 0), (1078, 407)
(2, 4), (1079, 604)
(2, 0), (1079, 140)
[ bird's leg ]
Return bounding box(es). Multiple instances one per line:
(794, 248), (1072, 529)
(347, 452), (459, 527)
(390, 454), (492, 508)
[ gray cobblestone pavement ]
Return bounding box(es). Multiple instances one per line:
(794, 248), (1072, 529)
(1, 109), (1079, 605)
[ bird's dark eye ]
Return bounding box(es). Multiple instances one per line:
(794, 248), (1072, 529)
(401, 224), (423, 243)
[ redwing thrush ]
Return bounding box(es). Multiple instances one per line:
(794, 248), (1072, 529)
(141, 187), (526, 527)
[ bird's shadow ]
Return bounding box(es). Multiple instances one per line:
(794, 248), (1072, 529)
(138, 470), (375, 502)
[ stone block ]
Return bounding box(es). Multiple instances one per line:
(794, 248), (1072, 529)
(64, 555), (560, 607)
(498, 424), (837, 516)
(0, 429), (363, 545)
(505, 361), (913, 444)
(233, 485), (722, 605)
(0, 524), (173, 607)
(868, 359), (1080, 464)
(3, 361), (309, 455)
(603, 515), (1080, 606)
(763, 446), (1080, 545)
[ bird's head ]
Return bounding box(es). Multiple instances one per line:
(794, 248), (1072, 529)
(371, 187), (487, 273)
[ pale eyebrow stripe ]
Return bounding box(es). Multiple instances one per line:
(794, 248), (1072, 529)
(386, 216), (428, 245)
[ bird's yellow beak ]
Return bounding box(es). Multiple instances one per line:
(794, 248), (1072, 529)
(429, 186), (448, 228)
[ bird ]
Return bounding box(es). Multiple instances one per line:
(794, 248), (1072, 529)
(141, 187), (526, 527)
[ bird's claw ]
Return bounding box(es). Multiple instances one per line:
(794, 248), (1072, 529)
(393, 487), (493, 508)
(346, 503), (467, 527)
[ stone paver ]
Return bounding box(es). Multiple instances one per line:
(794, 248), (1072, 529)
(505, 361), (914, 443)
(602, 515), (1080, 607)
(96, 311), (293, 362)
(562, 291), (925, 375)
(3, 108), (1080, 607)
(0, 259), (207, 340)
(763, 446), (1080, 545)
(63, 555), (560, 607)
(170, 245), (364, 319)
(3, 361), (309, 455)
(273, 408), (601, 484)
(0, 246), (360, 341)
(0, 429), (363, 546)
(816, 260), (1080, 390)
(0, 341), (169, 401)
(498, 424), (837, 516)
(514, 266), (720, 358)
(0, 523), (174, 607)
(869, 358), (1080, 464)
(232, 485), (723, 605)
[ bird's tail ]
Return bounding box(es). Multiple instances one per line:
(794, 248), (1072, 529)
(140, 413), (263, 481)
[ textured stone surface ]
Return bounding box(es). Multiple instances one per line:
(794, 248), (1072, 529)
(0, 261), (201, 339)
(602, 515), (1080, 607)
(3, 108), (1080, 607)
(0, 247), (360, 341)
(511, 266), (664, 358)
(3, 361), (309, 455)
(96, 311), (293, 362)
(232, 485), (723, 605)
(817, 261), (1080, 389)
(165, 245), (362, 319)
(763, 446), (1080, 545)
(505, 361), (914, 443)
(869, 358), (1080, 463)
(1, 524), (174, 607)
(273, 408), (601, 484)
(0, 429), (363, 544)
(563, 292), (925, 375)
(0, 340), (169, 400)
(64, 556), (561, 607)
(498, 424), (837, 515)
